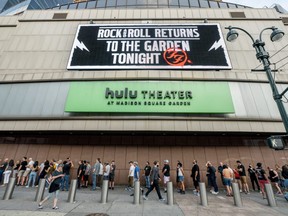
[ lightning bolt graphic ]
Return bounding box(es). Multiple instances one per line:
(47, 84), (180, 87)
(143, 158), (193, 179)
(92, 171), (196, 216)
(74, 39), (90, 52)
(208, 39), (224, 52)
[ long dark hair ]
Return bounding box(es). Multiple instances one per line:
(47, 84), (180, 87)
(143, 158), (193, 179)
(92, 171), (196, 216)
(8, 159), (14, 167)
(33, 161), (39, 168)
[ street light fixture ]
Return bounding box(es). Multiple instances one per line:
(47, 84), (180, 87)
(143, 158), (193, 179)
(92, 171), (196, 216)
(225, 26), (288, 149)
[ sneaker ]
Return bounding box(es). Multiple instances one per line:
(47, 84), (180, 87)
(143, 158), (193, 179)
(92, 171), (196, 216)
(143, 195), (148, 200)
(52, 206), (59, 210)
(239, 189), (242, 193)
(211, 191), (219, 195)
(196, 192), (200, 197)
(209, 189), (213, 193)
(38, 204), (43, 209)
(130, 193), (134, 196)
(26, 186), (29, 188)
(159, 198), (165, 201)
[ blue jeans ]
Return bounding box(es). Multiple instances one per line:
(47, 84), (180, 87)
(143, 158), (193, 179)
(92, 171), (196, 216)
(27, 171), (37, 187)
(61, 174), (70, 191)
(145, 176), (150, 188)
(92, 173), (97, 190)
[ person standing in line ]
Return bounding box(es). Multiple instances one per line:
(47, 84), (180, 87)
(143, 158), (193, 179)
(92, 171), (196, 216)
(2, 159), (13, 186)
(176, 160), (182, 192)
(81, 160), (87, 187)
(61, 158), (74, 191)
(282, 164), (288, 189)
(206, 161), (219, 195)
(38, 164), (65, 210)
(26, 161), (39, 188)
(12, 160), (20, 178)
(162, 160), (170, 193)
(237, 160), (250, 194)
(218, 162), (225, 187)
(267, 166), (283, 195)
(247, 164), (260, 191)
(178, 162), (185, 194)
(275, 164), (284, 189)
(191, 160), (200, 196)
(83, 161), (91, 188)
(98, 160), (103, 188)
(37, 160), (49, 187)
(255, 162), (269, 199)
(109, 160), (116, 190)
(0, 158), (8, 185)
(77, 160), (84, 189)
(17, 157), (27, 186)
(22, 157), (34, 186)
(143, 161), (151, 189)
(92, 158), (99, 190)
(222, 164), (233, 197)
(126, 161), (135, 191)
(143, 161), (165, 201)
(103, 162), (110, 181)
(233, 167), (242, 192)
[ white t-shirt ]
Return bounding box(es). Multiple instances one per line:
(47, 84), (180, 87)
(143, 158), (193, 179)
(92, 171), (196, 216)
(104, 165), (110, 176)
(178, 167), (183, 177)
(129, 165), (135, 177)
(26, 160), (34, 171)
(99, 163), (104, 175)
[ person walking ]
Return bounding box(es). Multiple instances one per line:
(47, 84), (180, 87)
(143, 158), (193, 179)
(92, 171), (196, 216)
(191, 160), (200, 196)
(207, 161), (219, 195)
(143, 161), (165, 201)
(130, 161), (140, 196)
(143, 161), (151, 189)
(162, 160), (170, 193)
(247, 164), (260, 191)
(38, 164), (65, 210)
(109, 160), (116, 190)
(126, 161), (135, 191)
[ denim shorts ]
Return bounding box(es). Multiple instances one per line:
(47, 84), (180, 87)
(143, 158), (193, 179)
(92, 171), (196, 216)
(223, 178), (232, 186)
(178, 176), (184, 182)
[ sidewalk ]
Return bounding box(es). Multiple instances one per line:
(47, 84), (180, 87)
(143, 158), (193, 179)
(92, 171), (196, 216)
(0, 186), (287, 216)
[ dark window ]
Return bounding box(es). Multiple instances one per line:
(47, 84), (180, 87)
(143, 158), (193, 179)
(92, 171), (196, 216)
(52, 13), (68, 19)
(282, 17), (288, 24)
(230, 12), (246, 18)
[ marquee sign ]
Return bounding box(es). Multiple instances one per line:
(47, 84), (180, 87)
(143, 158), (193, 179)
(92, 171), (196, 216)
(65, 81), (235, 114)
(67, 24), (232, 70)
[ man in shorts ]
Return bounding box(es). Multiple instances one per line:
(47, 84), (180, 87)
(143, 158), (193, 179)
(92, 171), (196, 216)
(237, 160), (250, 194)
(162, 160), (170, 193)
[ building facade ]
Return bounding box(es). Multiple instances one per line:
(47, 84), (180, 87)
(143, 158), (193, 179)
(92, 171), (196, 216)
(0, 0), (288, 186)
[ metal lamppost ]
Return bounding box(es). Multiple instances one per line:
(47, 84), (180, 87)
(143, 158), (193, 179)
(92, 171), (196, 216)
(225, 26), (288, 149)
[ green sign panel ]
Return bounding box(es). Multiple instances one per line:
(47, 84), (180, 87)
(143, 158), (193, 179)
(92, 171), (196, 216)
(65, 81), (234, 114)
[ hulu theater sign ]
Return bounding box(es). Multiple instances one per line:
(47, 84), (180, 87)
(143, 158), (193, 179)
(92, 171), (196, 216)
(67, 24), (231, 70)
(65, 81), (234, 114)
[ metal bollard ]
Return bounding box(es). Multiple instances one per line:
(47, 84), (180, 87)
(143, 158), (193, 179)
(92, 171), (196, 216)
(3, 177), (16, 200)
(67, 179), (77, 203)
(232, 182), (242, 207)
(35, 179), (46, 203)
(100, 180), (109, 204)
(133, 180), (140, 205)
(166, 181), (174, 205)
(264, 183), (276, 207)
(199, 182), (208, 206)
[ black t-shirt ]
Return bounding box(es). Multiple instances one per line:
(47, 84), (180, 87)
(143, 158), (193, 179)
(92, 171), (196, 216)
(162, 165), (170, 177)
(208, 166), (216, 178)
(192, 164), (200, 179)
(0, 162), (8, 171)
(52, 170), (63, 185)
(14, 164), (20, 170)
(63, 163), (71, 175)
(144, 165), (151, 176)
(218, 166), (223, 175)
(247, 167), (256, 177)
(256, 167), (267, 180)
(40, 164), (49, 177)
(77, 163), (84, 175)
(20, 161), (28, 171)
(238, 164), (246, 176)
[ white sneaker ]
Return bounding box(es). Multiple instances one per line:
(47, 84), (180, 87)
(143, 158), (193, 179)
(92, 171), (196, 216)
(212, 191), (219, 195)
(196, 192), (200, 196)
(143, 195), (148, 200)
(159, 198), (165, 201)
(239, 189), (243, 193)
(209, 190), (213, 193)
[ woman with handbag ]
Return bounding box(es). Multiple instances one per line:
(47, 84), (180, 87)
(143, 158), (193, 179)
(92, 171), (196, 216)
(38, 164), (65, 210)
